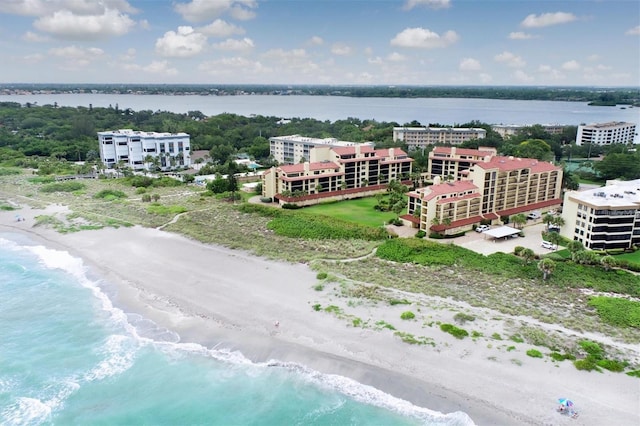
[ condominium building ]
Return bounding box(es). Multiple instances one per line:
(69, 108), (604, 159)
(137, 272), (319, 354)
(269, 134), (374, 164)
(97, 129), (191, 171)
(560, 179), (640, 250)
(428, 146), (497, 181)
(576, 121), (637, 146)
(393, 127), (486, 150)
(491, 124), (567, 138)
(262, 144), (413, 206)
(406, 149), (562, 234)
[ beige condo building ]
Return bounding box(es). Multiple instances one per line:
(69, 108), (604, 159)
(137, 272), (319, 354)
(406, 149), (563, 234)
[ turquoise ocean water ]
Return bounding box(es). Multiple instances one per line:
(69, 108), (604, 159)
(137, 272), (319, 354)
(0, 233), (473, 426)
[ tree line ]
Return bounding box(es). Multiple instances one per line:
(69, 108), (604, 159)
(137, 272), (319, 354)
(0, 102), (638, 182)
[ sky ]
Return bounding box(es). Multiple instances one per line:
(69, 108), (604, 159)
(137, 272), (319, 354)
(0, 0), (638, 86)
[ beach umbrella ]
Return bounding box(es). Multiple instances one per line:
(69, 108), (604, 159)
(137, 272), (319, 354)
(558, 398), (574, 407)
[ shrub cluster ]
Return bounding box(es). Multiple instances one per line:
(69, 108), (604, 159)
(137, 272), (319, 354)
(400, 311), (415, 320)
(587, 297), (640, 328)
(526, 349), (543, 358)
(94, 189), (127, 200)
(440, 323), (469, 339)
(266, 213), (387, 240)
(40, 181), (85, 193)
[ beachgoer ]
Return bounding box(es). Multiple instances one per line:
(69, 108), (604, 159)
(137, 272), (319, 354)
(274, 320), (280, 327)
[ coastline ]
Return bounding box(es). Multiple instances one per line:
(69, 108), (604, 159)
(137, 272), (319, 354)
(2, 204), (639, 425)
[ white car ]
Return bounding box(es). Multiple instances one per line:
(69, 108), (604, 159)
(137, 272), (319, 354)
(541, 241), (557, 250)
(476, 225), (491, 232)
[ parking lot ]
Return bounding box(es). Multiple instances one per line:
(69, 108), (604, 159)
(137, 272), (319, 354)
(449, 222), (555, 256)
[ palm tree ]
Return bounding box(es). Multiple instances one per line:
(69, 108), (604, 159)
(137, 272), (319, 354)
(521, 248), (535, 264)
(511, 213), (527, 229)
(543, 213), (555, 229)
(537, 258), (556, 280)
(551, 215), (565, 228)
(546, 232), (562, 250)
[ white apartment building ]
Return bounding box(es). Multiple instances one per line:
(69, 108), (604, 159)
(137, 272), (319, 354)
(393, 127), (486, 150)
(576, 121), (637, 146)
(269, 134), (374, 164)
(97, 129), (191, 171)
(561, 179), (640, 250)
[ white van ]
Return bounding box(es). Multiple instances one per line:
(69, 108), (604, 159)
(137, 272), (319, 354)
(527, 211), (541, 220)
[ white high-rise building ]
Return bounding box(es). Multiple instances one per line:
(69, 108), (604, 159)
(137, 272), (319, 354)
(97, 129), (191, 170)
(269, 134), (374, 164)
(576, 121), (637, 146)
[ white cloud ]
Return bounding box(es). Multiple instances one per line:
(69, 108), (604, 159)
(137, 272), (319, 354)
(514, 70), (534, 83)
(0, 0), (137, 16)
(33, 8), (136, 40)
(587, 54), (600, 62)
(494, 51), (525, 68)
(479, 73), (492, 84)
(459, 57), (481, 71)
(387, 52), (406, 62)
(213, 37), (254, 51)
(537, 65), (565, 80)
(120, 47), (136, 61)
(262, 48), (307, 60)
(561, 60), (580, 71)
(22, 31), (49, 42)
(155, 26), (208, 58)
(122, 60), (178, 75)
(331, 43), (352, 56)
(403, 0), (450, 10)
(390, 27), (458, 49)
(521, 12), (576, 28)
(261, 48), (319, 74)
(49, 45), (104, 59)
(625, 25), (640, 36)
(508, 31), (536, 40)
(174, 0), (257, 23)
(368, 56), (384, 65)
(198, 19), (244, 37)
(596, 64), (612, 71)
(23, 53), (45, 63)
(308, 36), (324, 46)
(199, 57), (270, 75)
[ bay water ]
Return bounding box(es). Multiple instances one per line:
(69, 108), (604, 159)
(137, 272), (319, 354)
(0, 233), (473, 426)
(1, 94), (638, 142)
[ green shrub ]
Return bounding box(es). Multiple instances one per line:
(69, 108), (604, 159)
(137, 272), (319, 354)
(94, 189), (127, 200)
(141, 194), (152, 202)
(596, 359), (627, 372)
(471, 331), (483, 338)
(352, 318), (363, 327)
(135, 187), (147, 194)
(389, 299), (411, 306)
(626, 370), (640, 378)
(376, 320), (396, 330)
(415, 230), (426, 238)
(491, 333), (503, 340)
(147, 204), (188, 215)
(0, 204), (17, 211)
(312, 304), (321, 311)
(266, 212), (387, 240)
(440, 323), (469, 339)
(0, 167), (21, 176)
(579, 340), (604, 360)
(550, 352), (575, 362)
(400, 311), (415, 320)
(510, 334), (524, 343)
(574, 358), (600, 372)
(40, 181), (85, 193)
(526, 349), (543, 358)
(260, 197), (272, 203)
(588, 297), (640, 329)
(507, 346), (516, 352)
(453, 312), (476, 324)
(313, 284), (324, 291)
(282, 203), (301, 209)
(316, 272), (328, 280)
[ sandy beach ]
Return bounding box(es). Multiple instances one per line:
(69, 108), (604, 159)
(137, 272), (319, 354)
(1, 203), (639, 426)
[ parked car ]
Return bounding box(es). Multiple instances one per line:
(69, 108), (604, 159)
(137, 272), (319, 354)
(476, 225), (491, 232)
(527, 211), (541, 220)
(541, 241), (557, 250)
(548, 225), (561, 232)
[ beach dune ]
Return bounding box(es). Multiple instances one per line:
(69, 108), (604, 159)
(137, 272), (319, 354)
(1, 206), (639, 425)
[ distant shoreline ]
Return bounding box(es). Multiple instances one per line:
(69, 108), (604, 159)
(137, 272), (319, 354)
(1, 84), (639, 106)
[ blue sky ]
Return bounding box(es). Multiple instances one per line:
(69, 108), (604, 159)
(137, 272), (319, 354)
(0, 0), (638, 86)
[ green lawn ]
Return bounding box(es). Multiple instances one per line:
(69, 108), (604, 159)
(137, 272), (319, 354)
(615, 250), (640, 267)
(301, 197), (398, 227)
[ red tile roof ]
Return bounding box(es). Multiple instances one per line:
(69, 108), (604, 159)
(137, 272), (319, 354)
(279, 162), (339, 174)
(432, 146), (495, 157)
(410, 180), (479, 202)
(331, 145), (376, 156)
(475, 156), (559, 173)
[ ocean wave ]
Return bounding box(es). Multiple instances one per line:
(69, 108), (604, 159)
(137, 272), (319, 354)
(264, 361), (475, 426)
(0, 397), (51, 426)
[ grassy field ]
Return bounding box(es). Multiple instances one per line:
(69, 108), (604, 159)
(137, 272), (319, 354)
(301, 197), (397, 227)
(615, 250), (640, 267)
